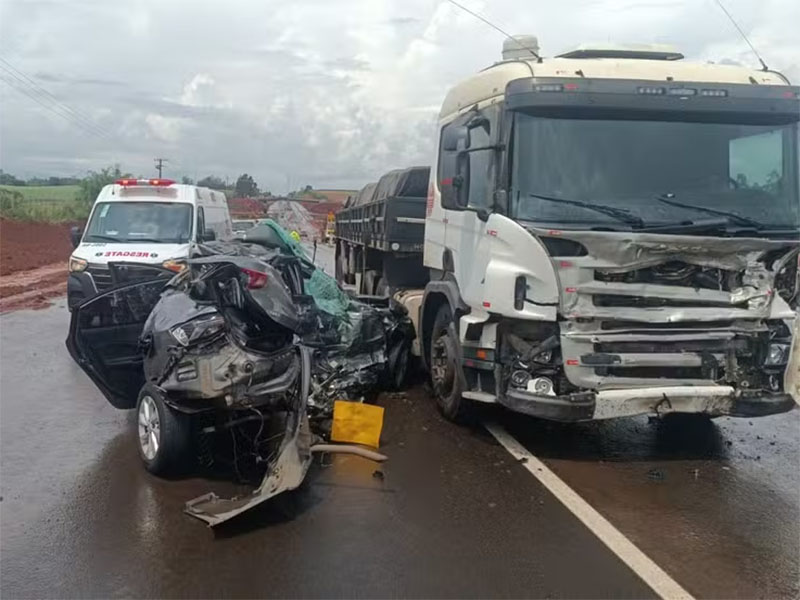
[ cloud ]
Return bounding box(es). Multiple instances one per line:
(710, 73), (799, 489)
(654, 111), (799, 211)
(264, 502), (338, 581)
(1, 0), (798, 192)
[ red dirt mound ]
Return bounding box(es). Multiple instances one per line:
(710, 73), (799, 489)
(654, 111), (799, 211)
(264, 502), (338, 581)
(0, 219), (78, 275)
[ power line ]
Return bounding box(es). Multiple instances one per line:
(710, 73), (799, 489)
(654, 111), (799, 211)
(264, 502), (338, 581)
(0, 73), (108, 139)
(0, 57), (113, 138)
(444, 0), (540, 60)
(0, 70), (103, 138)
(0, 57), (113, 137)
(0, 69), (111, 139)
(711, 0), (769, 71)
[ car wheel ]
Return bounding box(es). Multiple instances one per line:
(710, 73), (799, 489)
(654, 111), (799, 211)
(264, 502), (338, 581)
(136, 383), (192, 476)
(429, 304), (470, 422)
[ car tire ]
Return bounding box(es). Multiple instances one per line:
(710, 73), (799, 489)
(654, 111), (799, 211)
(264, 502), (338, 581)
(429, 304), (470, 422)
(136, 383), (192, 476)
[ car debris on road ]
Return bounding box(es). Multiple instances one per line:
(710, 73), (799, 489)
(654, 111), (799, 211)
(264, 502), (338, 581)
(66, 220), (411, 526)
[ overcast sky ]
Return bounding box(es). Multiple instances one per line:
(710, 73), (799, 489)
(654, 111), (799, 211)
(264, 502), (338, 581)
(0, 0), (797, 193)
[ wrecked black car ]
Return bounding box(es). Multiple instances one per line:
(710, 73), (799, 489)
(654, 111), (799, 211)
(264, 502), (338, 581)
(66, 233), (410, 525)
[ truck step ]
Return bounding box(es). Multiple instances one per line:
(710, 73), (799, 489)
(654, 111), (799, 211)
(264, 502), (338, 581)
(462, 391), (497, 403)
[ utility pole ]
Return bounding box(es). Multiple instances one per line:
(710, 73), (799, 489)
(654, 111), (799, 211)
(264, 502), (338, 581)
(154, 157), (168, 178)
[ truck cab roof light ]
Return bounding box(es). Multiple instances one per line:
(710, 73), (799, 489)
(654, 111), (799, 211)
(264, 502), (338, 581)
(668, 87), (697, 96)
(535, 83), (563, 92)
(638, 86), (665, 95)
(700, 89), (728, 97)
(115, 178), (176, 187)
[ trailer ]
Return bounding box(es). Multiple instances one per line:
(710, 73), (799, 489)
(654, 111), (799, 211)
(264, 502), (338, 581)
(334, 166), (429, 296)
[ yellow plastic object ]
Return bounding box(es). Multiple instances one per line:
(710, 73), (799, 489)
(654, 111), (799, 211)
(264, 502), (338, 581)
(330, 401), (384, 449)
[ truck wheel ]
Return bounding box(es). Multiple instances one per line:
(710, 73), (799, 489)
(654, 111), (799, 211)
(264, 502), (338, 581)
(387, 339), (411, 390)
(335, 248), (344, 281)
(136, 383), (192, 476)
(430, 305), (469, 421)
(364, 270), (378, 295)
(375, 277), (389, 297)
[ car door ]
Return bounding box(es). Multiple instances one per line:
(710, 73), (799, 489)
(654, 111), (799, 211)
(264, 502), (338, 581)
(66, 268), (173, 409)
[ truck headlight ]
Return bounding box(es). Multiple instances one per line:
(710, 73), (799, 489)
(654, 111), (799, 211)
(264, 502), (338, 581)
(69, 257), (88, 272)
(765, 343), (790, 366)
(170, 313), (225, 347)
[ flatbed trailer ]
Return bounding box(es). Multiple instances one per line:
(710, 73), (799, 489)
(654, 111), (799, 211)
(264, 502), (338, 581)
(334, 167), (429, 296)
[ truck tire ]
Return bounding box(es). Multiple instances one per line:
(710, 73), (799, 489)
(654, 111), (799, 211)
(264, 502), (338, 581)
(335, 247), (344, 282)
(364, 270), (378, 295)
(136, 383), (193, 476)
(430, 304), (470, 422)
(375, 276), (389, 297)
(387, 338), (411, 390)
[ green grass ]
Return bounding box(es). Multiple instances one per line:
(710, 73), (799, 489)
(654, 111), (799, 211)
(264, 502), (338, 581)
(0, 185), (88, 222)
(0, 184), (80, 201)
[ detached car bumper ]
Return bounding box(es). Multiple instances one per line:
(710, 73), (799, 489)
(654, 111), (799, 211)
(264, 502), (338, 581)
(500, 385), (796, 422)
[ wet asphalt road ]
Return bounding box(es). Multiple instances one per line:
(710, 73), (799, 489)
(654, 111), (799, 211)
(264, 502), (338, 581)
(1, 246), (798, 598)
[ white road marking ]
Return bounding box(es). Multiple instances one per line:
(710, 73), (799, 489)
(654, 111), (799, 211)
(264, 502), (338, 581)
(485, 422), (694, 600)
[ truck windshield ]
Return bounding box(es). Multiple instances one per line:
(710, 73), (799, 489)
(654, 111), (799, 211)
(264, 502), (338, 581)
(510, 114), (800, 232)
(84, 202), (193, 244)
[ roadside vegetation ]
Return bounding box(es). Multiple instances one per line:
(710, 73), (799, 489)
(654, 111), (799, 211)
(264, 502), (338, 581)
(0, 168), (276, 222)
(0, 166), (132, 222)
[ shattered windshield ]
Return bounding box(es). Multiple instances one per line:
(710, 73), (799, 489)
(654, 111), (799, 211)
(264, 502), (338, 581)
(84, 202), (193, 243)
(510, 114), (800, 231)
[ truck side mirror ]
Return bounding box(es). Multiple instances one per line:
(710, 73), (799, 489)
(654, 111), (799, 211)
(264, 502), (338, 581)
(202, 229), (216, 242)
(443, 126), (468, 152)
(70, 226), (83, 248)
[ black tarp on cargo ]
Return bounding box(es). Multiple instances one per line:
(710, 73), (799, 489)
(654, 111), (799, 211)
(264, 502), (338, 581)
(351, 166), (430, 206)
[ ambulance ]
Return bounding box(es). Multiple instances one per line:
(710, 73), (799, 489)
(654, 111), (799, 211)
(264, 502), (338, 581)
(67, 178), (233, 307)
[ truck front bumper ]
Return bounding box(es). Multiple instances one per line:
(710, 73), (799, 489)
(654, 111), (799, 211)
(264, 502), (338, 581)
(500, 385), (796, 422)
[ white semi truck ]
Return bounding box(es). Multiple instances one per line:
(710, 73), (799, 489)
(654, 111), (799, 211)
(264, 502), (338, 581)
(335, 40), (800, 422)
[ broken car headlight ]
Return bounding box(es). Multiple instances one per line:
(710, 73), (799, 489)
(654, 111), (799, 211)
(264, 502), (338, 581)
(764, 343), (790, 366)
(170, 314), (226, 347)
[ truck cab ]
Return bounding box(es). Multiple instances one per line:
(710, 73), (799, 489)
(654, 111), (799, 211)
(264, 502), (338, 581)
(68, 179), (233, 307)
(421, 41), (799, 422)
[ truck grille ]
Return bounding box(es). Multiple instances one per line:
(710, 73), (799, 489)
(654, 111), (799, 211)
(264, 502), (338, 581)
(561, 319), (764, 388)
(87, 264), (113, 291)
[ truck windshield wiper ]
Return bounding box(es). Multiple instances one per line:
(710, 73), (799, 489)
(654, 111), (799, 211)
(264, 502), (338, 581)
(528, 193), (645, 228)
(639, 218), (730, 234)
(85, 234), (123, 243)
(655, 194), (765, 229)
(127, 237), (168, 244)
